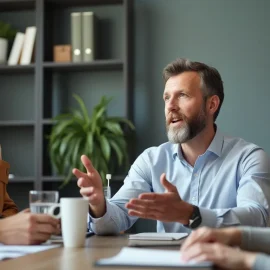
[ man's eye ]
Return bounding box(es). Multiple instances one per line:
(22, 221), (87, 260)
(179, 93), (187, 98)
(164, 96), (170, 101)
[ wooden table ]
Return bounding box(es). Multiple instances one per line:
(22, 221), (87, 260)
(0, 235), (184, 270)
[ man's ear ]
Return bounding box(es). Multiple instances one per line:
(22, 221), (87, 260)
(207, 95), (220, 116)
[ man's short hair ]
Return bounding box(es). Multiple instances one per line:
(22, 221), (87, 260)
(163, 58), (224, 121)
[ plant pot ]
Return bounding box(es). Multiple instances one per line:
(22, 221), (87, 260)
(0, 37), (8, 64)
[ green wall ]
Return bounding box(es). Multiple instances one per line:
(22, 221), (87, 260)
(134, 0), (270, 156)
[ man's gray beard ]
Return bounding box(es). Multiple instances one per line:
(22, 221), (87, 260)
(167, 123), (190, 144)
(166, 106), (207, 144)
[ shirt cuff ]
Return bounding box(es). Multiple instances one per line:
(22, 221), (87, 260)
(88, 200), (119, 234)
(88, 199), (112, 224)
(199, 207), (217, 228)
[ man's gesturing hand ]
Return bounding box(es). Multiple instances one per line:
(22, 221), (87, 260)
(73, 155), (106, 218)
(125, 173), (193, 224)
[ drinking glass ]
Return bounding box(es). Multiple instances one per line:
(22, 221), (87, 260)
(29, 190), (59, 214)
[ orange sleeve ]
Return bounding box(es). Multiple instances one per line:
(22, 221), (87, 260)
(0, 159), (19, 217)
(2, 189), (19, 217)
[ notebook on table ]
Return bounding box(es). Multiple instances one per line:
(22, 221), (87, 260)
(128, 232), (188, 247)
(95, 247), (213, 269)
(129, 233), (188, 240)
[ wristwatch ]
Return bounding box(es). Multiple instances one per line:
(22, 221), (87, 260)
(183, 205), (202, 229)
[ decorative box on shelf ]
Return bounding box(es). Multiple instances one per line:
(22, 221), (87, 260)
(53, 45), (71, 62)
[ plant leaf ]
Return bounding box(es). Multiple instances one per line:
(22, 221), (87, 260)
(86, 131), (94, 154)
(104, 121), (123, 135)
(73, 94), (90, 125)
(48, 94), (135, 188)
(107, 117), (135, 130)
(99, 135), (111, 162)
(109, 139), (124, 166)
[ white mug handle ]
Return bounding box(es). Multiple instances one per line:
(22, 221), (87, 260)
(48, 203), (61, 218)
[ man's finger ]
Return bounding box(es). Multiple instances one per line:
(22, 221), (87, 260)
(81, 155), (95, 174)
(160, 173), (177, 192)
(126, 199), (161, 211)
(80, 187), (95, 197)
(73, 168), (87, 180)
(139, 193), (161, 200)
(128, 210), (157, 220)
(77, 177), (91, 188)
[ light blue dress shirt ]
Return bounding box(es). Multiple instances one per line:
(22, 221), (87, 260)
(90, 127), (270, 235)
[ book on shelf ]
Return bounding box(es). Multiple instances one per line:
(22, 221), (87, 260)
(82, 11), (97, 62)
(7, 32), (25, 66)
(20, 26), (37, 65)
(71, 12), (82, 62)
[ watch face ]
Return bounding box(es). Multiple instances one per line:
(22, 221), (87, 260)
(190, 217), (202, 229)
(190, 206), (202, 229)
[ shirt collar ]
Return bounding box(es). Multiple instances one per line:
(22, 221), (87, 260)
(172, 125), (224, 160)
(207, 126), (223, 157)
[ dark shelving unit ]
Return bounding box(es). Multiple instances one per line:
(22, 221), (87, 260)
(9, 177), (36, 183)
(0, 0), (134, 197)
(0, 0), (35, 11)
(42, 175), (124, 182)
(43, 59), (123, 71)
(45, 0), (123, 8)
(0, 64), (35, 74)
(0, 120), (35, 126)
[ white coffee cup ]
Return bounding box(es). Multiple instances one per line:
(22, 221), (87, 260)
(48, 197), (89, 248)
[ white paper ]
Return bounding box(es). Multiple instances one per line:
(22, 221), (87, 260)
(96, 247), (213, 268)
(129, 232), (188, 240)
(0, 243), (60, 260)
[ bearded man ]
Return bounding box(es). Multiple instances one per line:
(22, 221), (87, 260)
(73, 58), (270, 234)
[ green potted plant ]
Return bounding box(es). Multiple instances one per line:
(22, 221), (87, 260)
(0, 21), (17, 64)
(48, 94), (135, 188)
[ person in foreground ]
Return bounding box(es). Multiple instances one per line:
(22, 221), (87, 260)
(0, 147), (60, 245)
(73, 58), (270, 235)
(181, 226), (270, 270)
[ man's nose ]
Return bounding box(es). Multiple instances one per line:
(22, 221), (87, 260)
(166, 98), (178, 112)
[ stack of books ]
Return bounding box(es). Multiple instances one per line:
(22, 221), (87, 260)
(7, 26), (37, 66)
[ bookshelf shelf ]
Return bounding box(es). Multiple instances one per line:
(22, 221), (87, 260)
(0, 120), (35, 127)
(42, 175), (124, 182)
(42, 176), (77, 182)
(42, 119), (54, 125)
(45, 0), (122, 8)
(0, 0), (35, 11)
(43, 60), (123, 72)
(0, 64), (35, 74)
(9, 176), (35, 183)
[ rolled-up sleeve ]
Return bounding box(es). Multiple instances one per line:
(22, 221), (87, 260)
(198, 148), (270, 228)
(88, 151), (152, 235)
